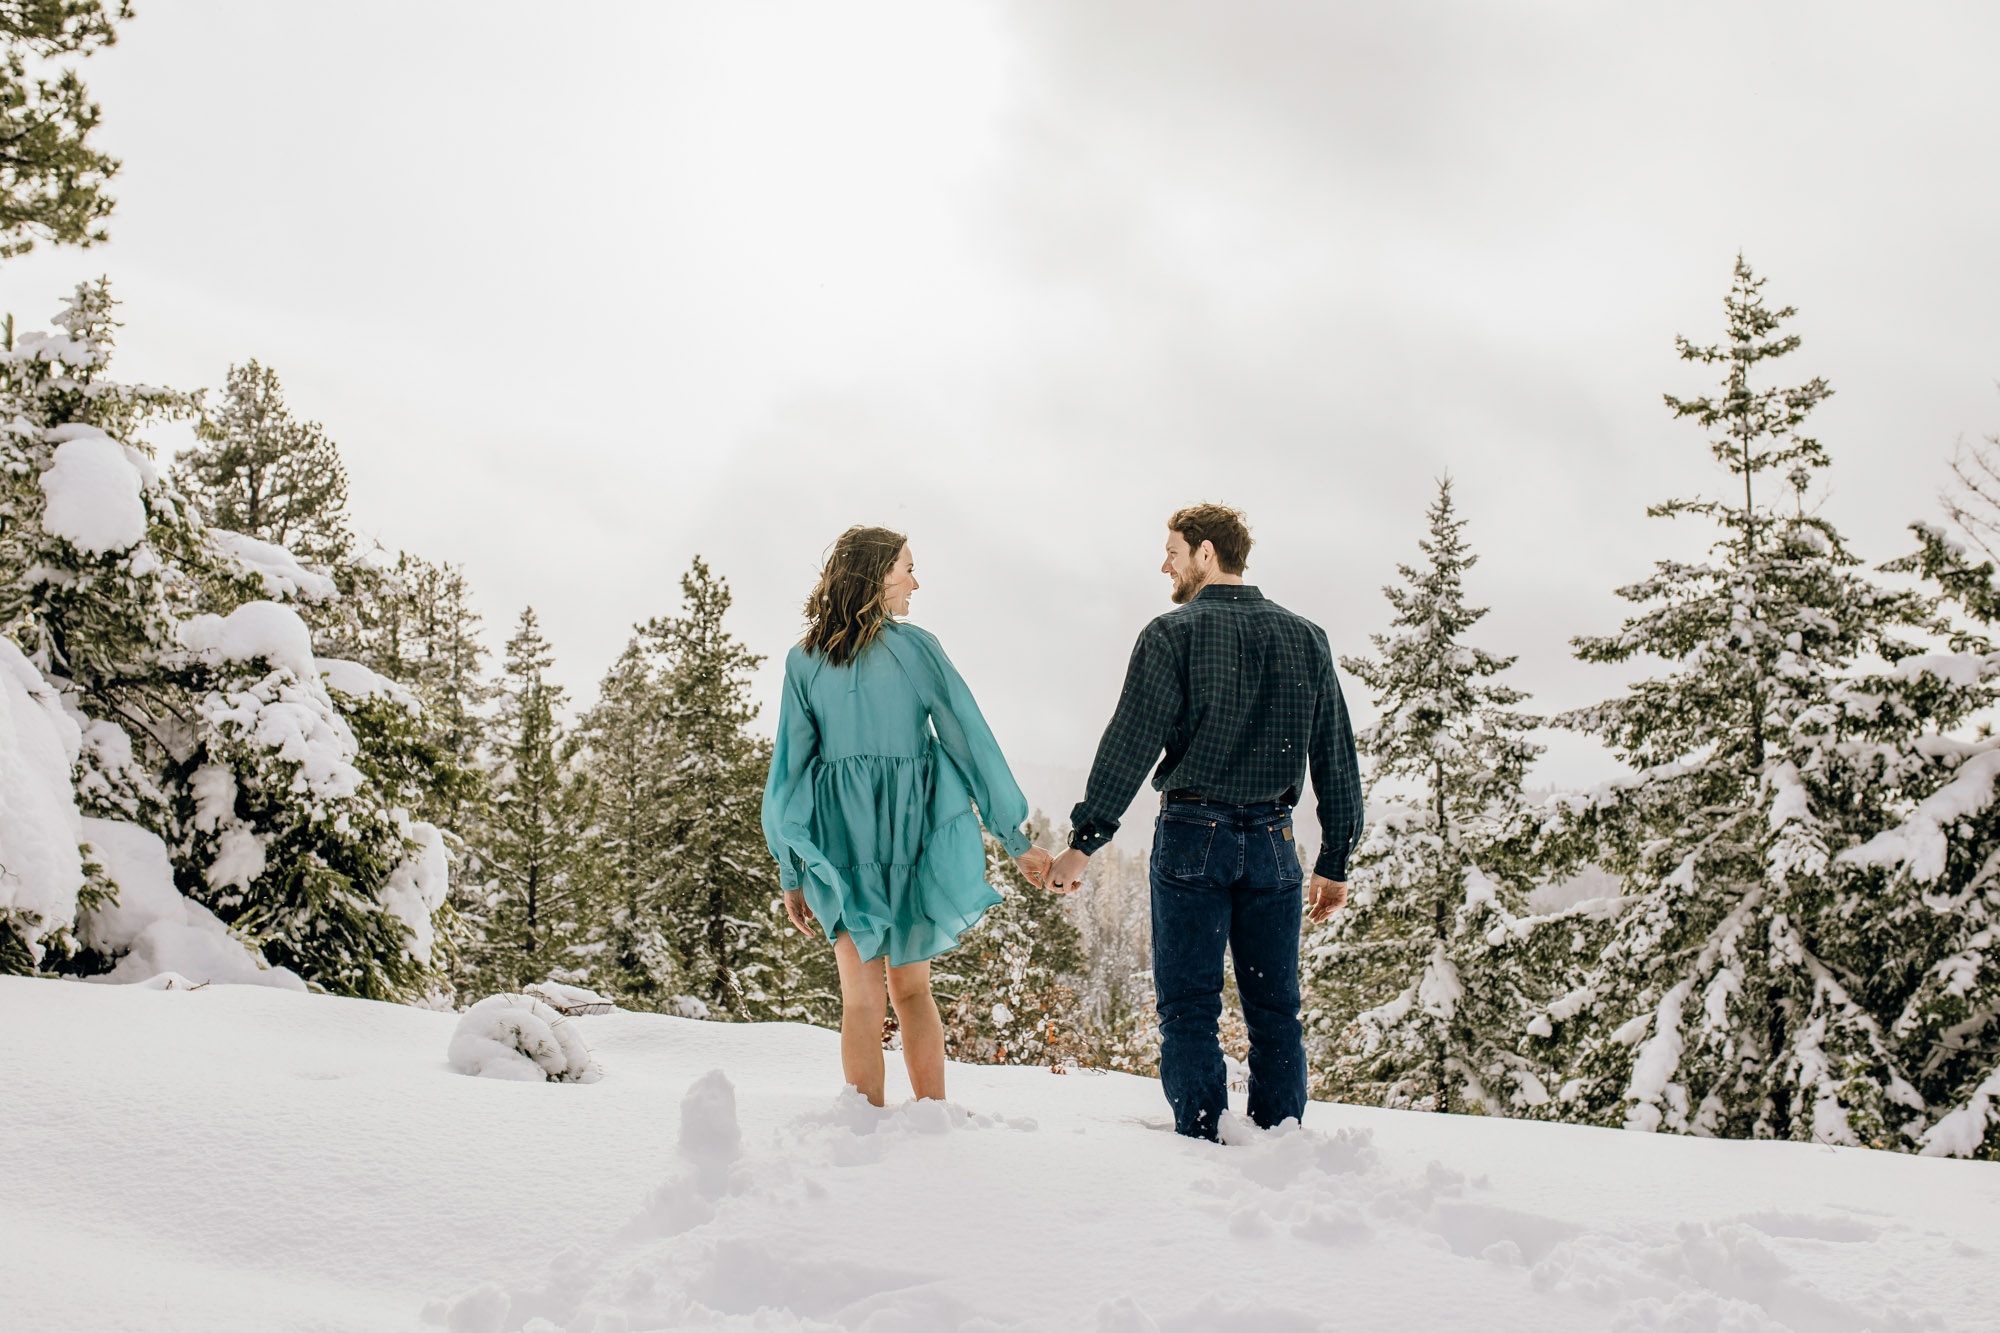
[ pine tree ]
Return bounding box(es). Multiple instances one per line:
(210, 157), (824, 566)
(1829, 433), (2000, 1159)
(461, 608), (590, 997)
(571, 638), (680, 1006)
(1, 280), (197, 700)
(175, 602), (445, 1000)
(174, 360), (352, 566)
(942, 836), (1087, 1066)
(0, 2), (127, 262)
(645, 558), (778, 1016)
(1, 281), (194, 965)
(1517, 257), (1982, 1148)
(1303, 476), (1543, 1113)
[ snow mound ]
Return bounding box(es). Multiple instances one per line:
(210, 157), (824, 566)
(38, 431), (146, 555)
(179, 600), (319, 679)
(448, 994), (602, 1084)
(0, 637), (84, 957)
(76, 816), (305, 991)
(208, 530), (338, 602)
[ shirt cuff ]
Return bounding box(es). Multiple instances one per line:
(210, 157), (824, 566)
(1069, 823), (1113, 856)
(997, 825), (1034, 860)
(1312, 848), (1349, 882)
(779, 855), (799, 893)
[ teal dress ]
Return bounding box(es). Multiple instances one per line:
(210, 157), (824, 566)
(761, 620), (1033, 967)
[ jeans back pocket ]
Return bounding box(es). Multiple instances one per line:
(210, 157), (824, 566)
(1156, 814), (1218, 881)
(1268, 820), (1304, 887)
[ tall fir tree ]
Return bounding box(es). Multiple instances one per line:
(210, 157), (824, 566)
(572, 638), (681, 1006)
(645, 557), (789, 1016)
(0, 1), (127, 262)
(461, 608), (590, 996)
(1, 280), (196, 966)
(1512, 257), (1998, 1150)
(1303, 476), (1542, 1113)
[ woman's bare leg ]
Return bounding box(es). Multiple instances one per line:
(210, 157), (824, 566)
(887, 958), (946, 1102)
(833, 933), (889, 1105)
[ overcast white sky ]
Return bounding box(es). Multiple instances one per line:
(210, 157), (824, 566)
(6, 1), (1999, 825)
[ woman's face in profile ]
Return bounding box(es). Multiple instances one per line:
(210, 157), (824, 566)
(882, 544), (918, 617)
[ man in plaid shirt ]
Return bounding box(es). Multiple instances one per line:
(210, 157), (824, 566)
(1047, 503), (1362, 1140)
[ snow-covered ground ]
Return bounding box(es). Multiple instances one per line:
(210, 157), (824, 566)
(3, 977), (1995, 1332)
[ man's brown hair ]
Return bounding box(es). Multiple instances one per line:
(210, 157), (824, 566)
(801, 525), (908, 666)
(1168, 503), (1252, 575)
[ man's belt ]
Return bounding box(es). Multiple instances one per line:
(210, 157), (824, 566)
(1165, 788), (1296, 808)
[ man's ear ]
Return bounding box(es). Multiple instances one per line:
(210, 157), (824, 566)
(1198, 539), (1218, 571)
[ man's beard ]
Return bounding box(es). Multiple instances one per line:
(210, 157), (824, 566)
(1170, 568), (1201, 604)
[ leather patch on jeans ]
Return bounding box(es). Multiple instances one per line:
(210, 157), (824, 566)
(1282, 827), (1293, 841)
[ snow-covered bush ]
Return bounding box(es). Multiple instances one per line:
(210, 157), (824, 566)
(448, 993), (602, 1084)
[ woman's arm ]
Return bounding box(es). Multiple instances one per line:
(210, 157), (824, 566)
(761, 650), (820, 892)
(905, 626), (1035, 860)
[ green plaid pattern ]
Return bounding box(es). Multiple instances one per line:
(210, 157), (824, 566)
(1068, 585), (1364, 881)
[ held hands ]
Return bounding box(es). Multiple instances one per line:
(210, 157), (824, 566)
(1306, 875), (1348, 923)
(1014, 846), (1054, 890)
(1045, 847), (1090, 894)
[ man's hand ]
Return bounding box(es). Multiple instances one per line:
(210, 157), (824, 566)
(1015, 846), (1053, 889)
(1047, 847), (1091, 894)
(782, 889), (817, 937)
(1306, 875), (1348, 924)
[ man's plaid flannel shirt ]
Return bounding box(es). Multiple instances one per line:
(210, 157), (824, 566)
(1067, 584), (1364, 882)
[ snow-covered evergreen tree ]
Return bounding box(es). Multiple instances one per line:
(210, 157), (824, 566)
(1513, 257), (1998, 1152)
(1826, 439), (2000, 1159)
(175, 601), (446, 999)
(942, 836), (1087, 1066)
(459, 608), (590, 997)
(1, 283), (449, 994)
(1, 281), (196, 966)
(645, 558), (795, 1017)
(571, 637), (681, 1006)
(1303, 476), (1543, 1113)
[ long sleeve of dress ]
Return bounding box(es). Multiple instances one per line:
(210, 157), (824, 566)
(898, 625), (1034, 859)
(761, 650), (820, 892)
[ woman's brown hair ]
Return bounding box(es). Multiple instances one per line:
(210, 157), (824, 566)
(801, 525), (909, 666)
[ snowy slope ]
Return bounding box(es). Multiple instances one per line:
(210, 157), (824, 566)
(2, 977), (1995, 1332)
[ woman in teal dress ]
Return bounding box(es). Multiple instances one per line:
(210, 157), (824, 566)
(762, 526), (1052, 1106)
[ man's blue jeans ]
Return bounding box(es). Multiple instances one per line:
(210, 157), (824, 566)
(1150, 798), (1308, 1140)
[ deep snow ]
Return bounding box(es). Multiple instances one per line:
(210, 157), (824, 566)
(2, 976), (1995, 1332)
